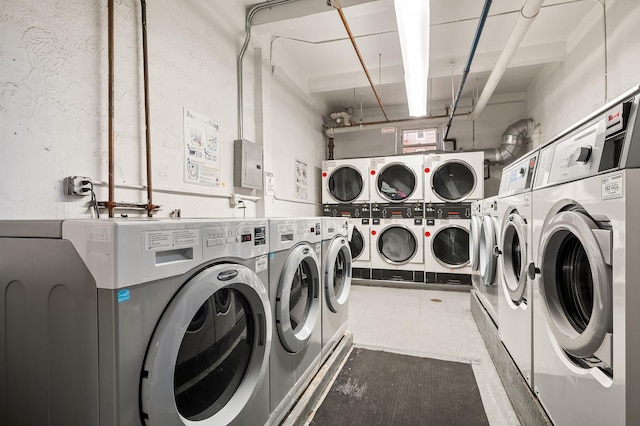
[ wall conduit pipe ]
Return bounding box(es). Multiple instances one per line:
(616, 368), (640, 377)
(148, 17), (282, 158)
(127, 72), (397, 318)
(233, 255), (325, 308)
(140, 0), (153, 217)
(108, 0), (115, 218)
(481, 118), (534, 165)
(444, 0), (492, 140)
(472, 0), (544, 118)
(238, 0), (304, 141)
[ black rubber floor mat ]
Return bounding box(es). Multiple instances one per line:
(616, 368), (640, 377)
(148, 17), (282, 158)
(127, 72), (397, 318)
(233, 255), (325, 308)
(311, 348), (489, 426)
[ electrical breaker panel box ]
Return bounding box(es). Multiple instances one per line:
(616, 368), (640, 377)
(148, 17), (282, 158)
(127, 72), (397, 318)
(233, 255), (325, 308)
(234, 139), (263, 190)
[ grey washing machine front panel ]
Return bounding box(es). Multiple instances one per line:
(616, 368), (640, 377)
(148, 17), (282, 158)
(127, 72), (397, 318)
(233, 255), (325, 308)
(0, 237), (99, 426)
(0, 219), (272, 426)
(324, 235), (352, 313)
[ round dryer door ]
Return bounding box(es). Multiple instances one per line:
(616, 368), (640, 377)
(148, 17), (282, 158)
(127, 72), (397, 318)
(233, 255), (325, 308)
(432, 225), (470, 268)
(479, 215), (498, 285)
(377, 225), (418, 264)
(349, 226), (365, 260)
(141, 263), (271, 425)
(501, 212), (528, 303)
(276, 244), (321, 353)
(376, 163), (417, 202)
(327, 165), (365, 203)
(539, 210), (613, 369)
(469, 215), (481, 271)
(431, 160), (477, 202)
(325, 236), (353, 313)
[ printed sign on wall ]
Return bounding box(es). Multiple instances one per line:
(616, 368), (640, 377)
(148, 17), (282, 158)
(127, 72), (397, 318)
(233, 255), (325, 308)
(183, 108), (221, 187)
(295, 158), (308, 200)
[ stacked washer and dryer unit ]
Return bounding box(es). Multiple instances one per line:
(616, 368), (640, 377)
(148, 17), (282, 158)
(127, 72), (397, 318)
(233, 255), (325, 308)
(424, 152), (484, 285)
(369, 154), (426, 282)
(0, 219), (272, 426)
(527, 85), (640, 425)
(322, 158), (371, 280)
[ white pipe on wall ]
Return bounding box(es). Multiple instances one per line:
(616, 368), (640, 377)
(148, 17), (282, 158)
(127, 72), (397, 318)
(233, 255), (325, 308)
(472, 0), (545, 118)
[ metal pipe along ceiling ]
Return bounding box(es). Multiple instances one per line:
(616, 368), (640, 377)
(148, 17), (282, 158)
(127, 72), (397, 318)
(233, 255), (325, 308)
(482, 118), (534, 165)
(330, 0), (389, 122)
(443, 0), (493, 140)
(472, 0), (545, 117)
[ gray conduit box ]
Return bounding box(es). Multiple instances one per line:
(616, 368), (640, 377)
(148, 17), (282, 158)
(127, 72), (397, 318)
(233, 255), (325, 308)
(234, 139), (263, 190)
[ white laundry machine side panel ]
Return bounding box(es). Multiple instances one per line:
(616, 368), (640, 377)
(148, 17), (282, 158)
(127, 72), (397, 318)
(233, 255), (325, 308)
(369, 155), (425, 204)
(424, 152), (484, 203)
(530, 173), (639, 425)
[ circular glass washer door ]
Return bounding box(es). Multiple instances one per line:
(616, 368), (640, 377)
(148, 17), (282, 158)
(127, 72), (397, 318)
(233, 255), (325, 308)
(432, 225), (470, 268)
(469, 215), (482, 271)
(479, 215), (498, 285)
(539, 210), (612, 360)
(431, 160), (477, 202)
(276, 244), (321, 353)
(377, 225), (418, 264)
(349, 226), (365, 261)
(376, 163), (417, 202)
(141, 263), (271, 425)
(327, 165), (364, 203)
(325, 236), (353, 313)
(501, 212), (529, 303)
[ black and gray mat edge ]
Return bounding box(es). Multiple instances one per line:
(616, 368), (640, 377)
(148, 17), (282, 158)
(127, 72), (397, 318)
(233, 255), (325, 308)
(308, 346), (490, 426)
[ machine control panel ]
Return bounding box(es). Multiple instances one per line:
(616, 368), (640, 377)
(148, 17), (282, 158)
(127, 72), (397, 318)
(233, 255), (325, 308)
(322, 203), (370, 218)
(424, 202), (471, 220)
(370, 202), (423, 219)
(500, 152), (538, 196)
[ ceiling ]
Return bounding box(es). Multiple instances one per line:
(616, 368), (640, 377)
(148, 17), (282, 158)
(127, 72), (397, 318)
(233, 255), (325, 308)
(251, 0), (599, 119)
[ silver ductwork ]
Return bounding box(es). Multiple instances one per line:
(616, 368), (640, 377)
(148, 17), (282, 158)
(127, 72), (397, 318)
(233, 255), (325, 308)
(482, 118), (534, 165)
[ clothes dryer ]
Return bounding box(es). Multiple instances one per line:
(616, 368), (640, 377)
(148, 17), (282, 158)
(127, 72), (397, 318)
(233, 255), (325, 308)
(476, 196), (500, 324)
(320, 218), (352, 362)
(424, 151), (484, 202)
(0, 219), (272, 426)
(423, 202), (471, 285)
(322, 158), (370, 204)
(528, 86), (640, 425)
(268, 218), (323, 425)
(496, 150), (538, 387)
(369, 154), (425, 203)
(370, 203), (424, 282)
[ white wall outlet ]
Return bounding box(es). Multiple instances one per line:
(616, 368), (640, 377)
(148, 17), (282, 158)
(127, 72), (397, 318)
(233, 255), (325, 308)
(64, 176), (93, 196)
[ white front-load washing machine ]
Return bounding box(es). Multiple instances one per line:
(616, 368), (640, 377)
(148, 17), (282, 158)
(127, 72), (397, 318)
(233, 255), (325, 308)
(369, 154), (425, 203)
(529, 85), (640, 425)
(268, 218), (323, 425)
(496, 150), (538, 387)
(370, 205), (425, 283)
(423, 202), (471, 285)
(322, 158), (370, 204)
(476, 196), (500, 324)
(424, 151), (484, 203)
(320, 217), (352, 362)
(0, 219), (272, 426)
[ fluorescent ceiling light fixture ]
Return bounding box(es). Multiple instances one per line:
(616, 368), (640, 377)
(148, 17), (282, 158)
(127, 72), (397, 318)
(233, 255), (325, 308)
(394, 0), (430, 117)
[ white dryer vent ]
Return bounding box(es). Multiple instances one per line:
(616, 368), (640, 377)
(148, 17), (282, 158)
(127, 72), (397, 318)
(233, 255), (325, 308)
(329, 111), (354, 127)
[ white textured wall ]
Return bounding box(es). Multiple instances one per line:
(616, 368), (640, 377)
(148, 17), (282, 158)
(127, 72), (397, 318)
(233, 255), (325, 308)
(526, 0), (640, 145)
(0, 0), (326, 219)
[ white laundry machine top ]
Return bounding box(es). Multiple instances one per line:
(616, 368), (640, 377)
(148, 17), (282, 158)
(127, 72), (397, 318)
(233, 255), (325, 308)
(498, 150), (539, 198)
(322, 158), (370, 204)
(369, 154), (425, 203)
(269, 217), (322, 253)
(424, 151), (484, 202)
(533, 83), (640, 191)
(60, 218), (269, 290)
(320, 217), (349, 240)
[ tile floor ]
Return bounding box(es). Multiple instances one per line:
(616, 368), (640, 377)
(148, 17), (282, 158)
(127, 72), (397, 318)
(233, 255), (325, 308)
(347, 283), (520, 426)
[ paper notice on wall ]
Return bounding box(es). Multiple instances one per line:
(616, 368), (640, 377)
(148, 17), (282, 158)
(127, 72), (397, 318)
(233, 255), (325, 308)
(183, 108), (221, 187)
(295, 158), (308, 200)
(265, 171), (275, 196)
